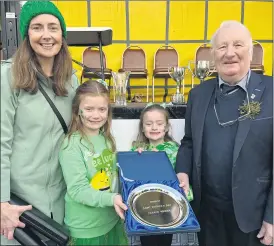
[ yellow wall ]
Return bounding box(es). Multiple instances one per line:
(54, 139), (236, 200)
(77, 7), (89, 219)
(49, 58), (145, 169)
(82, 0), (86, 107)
(54, 0), (273, 102)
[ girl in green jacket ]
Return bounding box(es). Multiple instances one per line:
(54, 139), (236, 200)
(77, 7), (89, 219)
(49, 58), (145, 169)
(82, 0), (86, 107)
(132, 104), (179, 168)
(131, 104), (178, 246)
(131, 103), (193, 246)
(59, 80), (128, 246)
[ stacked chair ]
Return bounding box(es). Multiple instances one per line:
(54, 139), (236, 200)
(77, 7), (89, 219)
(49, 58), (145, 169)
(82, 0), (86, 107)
(250, 40), (264, 74)
(119, 45), (149, 102)
(152, 45), (179, 102)
(80, 47), (112, 85)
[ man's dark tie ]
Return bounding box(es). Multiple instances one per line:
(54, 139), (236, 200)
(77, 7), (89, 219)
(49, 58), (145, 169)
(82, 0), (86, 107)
(221, 84), (239, 95)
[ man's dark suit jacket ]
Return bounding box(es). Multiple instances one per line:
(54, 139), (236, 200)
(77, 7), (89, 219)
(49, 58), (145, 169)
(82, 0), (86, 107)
(175, 71), (273, 233)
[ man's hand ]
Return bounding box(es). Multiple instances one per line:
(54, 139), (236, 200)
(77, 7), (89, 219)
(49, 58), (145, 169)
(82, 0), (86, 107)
(1, 202), (32, 240)
(257, 221), (273, 245)
(113, 195), (128, 220)
(177, 172), (190, 196)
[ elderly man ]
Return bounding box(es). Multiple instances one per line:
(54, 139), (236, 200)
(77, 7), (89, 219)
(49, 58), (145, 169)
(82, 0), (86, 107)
(176, 21), (273, 246)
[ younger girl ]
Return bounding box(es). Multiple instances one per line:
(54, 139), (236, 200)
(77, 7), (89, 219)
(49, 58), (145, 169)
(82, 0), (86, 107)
(59, 80), (128, 246)
(132, 104), (179, 167)
(131, 103), (179, 246)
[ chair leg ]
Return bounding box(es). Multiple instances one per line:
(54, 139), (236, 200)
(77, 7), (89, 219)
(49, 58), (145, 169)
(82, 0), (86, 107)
(163, 78), (168, 102)
(146, 77), (149, 102)
(108, 77), (112, 101)
(109, 77), (112, 90)
(113, 83), (116, 103)
(127, 78), (131, 101)
(152, 76), (155, 102)
(108, 76), (111, 88)
(182, 78), (185, 96)
(191, 75), (194, 88)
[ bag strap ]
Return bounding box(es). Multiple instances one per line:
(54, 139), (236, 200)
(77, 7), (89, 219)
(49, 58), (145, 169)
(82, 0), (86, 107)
(38, 83), (68, 134)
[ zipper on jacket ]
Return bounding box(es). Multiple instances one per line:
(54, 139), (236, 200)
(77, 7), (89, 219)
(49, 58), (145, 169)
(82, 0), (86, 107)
(47, 111), (55, 216)
(45, 89), (55, 218)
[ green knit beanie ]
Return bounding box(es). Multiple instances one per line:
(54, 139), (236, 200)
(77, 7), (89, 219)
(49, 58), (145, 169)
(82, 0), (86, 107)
(20, 1), (67, 39)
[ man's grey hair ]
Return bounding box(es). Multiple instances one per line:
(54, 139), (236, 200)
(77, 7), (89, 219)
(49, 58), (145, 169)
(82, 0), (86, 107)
(210, 20), (253, 56)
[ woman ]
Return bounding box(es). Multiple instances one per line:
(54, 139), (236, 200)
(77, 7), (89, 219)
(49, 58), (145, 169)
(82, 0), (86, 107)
(1, 1), (78, 244)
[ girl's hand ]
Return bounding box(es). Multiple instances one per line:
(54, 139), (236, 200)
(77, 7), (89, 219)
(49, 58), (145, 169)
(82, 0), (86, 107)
(1, 202), (32, 240)
(137, 147), (158, 153)
(113, 195), (128, 220)
(137, 148), (144, 154)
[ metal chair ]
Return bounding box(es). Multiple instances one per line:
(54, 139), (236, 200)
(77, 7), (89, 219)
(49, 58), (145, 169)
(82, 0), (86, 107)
(80, 47), (112, 84)
(251, 40), (264, 74)
(189, 43), (217, 87)
(118, 45), (149, 102)
(195, 44), (216, 72)
(152, 45), (179, 102)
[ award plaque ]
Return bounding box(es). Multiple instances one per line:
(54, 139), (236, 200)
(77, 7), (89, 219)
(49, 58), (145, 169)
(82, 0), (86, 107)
(128, 183), (189, 228)
(117, 151), (200, 236)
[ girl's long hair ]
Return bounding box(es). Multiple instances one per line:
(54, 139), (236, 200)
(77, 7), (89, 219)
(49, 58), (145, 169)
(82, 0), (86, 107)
(132, 104), (175, 148)
(67, 80), (116, 152)
(11, 37), (72, 96)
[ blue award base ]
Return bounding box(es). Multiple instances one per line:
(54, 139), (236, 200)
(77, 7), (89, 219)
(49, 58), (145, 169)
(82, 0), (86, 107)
(117, 151), (200, 236)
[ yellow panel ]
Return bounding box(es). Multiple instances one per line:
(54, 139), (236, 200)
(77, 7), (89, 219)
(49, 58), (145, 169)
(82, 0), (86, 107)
(129, 1), (166, 40)
(207, 1), (241, 40)
(244, 2), (273, 40)
(261, 43), (273, 76)
(90, 1), (126, 40)
(169, 1), (205, 40)
(102, 44), (127, 72)
(54, 1), (88, 27)
(61, 0), (273, 103)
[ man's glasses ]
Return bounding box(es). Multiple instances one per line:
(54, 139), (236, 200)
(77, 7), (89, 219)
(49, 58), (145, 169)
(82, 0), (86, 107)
(214, 88), (251, 127)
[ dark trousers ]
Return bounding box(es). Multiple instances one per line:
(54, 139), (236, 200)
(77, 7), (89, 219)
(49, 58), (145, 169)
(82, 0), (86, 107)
(198, 200), (263, 246)
(140, 234), (173, 246)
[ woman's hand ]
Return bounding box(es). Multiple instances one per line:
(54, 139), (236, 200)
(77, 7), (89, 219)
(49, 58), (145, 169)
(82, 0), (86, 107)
(1, 202), (32, 240)
(113, 195), (128, 220)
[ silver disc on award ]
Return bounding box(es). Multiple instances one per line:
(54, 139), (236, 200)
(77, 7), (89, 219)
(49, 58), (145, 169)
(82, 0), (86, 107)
(127, 184), (189, 228)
